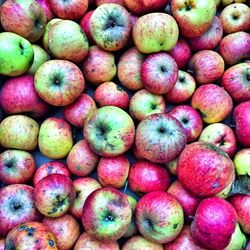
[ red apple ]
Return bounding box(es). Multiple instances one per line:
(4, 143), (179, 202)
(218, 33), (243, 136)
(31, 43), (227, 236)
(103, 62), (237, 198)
(132, 143), (144, 160)
(80, 10), (94, 44)
(96, 0), (126, 6)
(36, 0), (54, 21)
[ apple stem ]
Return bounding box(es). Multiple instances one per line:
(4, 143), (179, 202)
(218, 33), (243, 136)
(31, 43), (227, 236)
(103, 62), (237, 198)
(123, 180), (128, 194)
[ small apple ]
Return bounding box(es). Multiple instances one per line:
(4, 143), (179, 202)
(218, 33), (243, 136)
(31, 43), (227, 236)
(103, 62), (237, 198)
(233, 149), (250, 175)
(36, 0), (54, 21)
(80, 10), (94, 44)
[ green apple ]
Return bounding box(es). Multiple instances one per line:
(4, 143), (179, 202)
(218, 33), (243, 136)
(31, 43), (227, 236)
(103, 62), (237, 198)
(0, 32), (34, 76)
(225, 223), (246, 250)
(221, 0), (246, 6)
(234, 149), (250, 175)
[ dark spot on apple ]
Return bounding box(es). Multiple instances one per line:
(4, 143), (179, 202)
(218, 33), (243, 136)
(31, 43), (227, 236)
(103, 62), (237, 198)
(75, 190), (81, 199)
(160, 42), (163, 46)
(105, 213), (115, 222)
(160, 65), (168, 73)
(35, 239), (39, 243)
(212, 182), (219, 188)
(186, 5), (192, 11)
(232, 14), (239, 20)
(19, 41), (24, 55)
(11, 201), (22, 211)
(26, 227), (35, 237)
(47, 165), (53, 174)
(219, 139), (225, 146)
(181, 117), (189, 124)
(151, 104), (157, 110)
(179, 76), (185, 83)
(144, 218), (152, 229)
(158, 127), (166, 133)
(18, 225), (27, 231)
(53, 76), (61, 86)
(4, 159), (15, 168)
(49, 240), (54, 246)
(173, 223), (178, 229)
(107, 143), (115, 150)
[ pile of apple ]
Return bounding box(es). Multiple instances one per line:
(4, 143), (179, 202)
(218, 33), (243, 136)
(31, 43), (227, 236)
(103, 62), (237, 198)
(0, 0), (250, 249)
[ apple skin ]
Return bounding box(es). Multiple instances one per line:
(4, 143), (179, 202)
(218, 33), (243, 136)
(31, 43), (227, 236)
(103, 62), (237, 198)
(74, 232), (119, 250)
(188, 16), (223, 51)
(221, 62), (250, 103)
(191, 84), (233, 124)
(84, 106), (135, 157)
(141, 52), (178, 95)
(129, 89), (166, 121)
(135, 113), (187, 163)
(0, 32), (34, 76)
(219, 3), (250, 34)
(191, 197), (237, 250)
(38, 117), (73, 159)
(225, 223), (246, 250)
(94, 82), (130, 109)
(1, 0), (47, 42)
(135, 191), (184, 244)
(229, 194), (250, 235)
(82, 45), (116, 85)
(188, 50), (225, 85)
(97, 155), (130, 189)
(96, 0), (125, 6)
(43, 214), (80, 250)
(133, 13), (179, 53)
(0, 149), (36, 185)
(80, 10), (94, 44)
(4, 222), (57, 250)
(168, 105), (203, 143)
(63, 94), (96, 128)
(0, 184), (41, 236)
(233, 149), (250, 175)
(36, 0), (54, 21)
(169, 38), (192, 69)
(33, 161), (70, 187)
(0, 115), (39, 151)
(171, 0), (216, 38)
(0, 74), (49, 118)
(48, 20), (89, 64)
(82, 187), (132, 241)
(177, 142), (235, 197)
(218, 31), (250, 65)
(90, 3), (132, 51)
(233, 101), (250, 146)
(50, 0), (88, 19)
(168, 181), (201, 224)
(165, 71), (196, 104)
(221, 0), (247, 6)
(35, 60), (85, 106)
(34, 173), (75, 218)
(132, 142), (144, 160)
(70, 177), (101, 220)
(165, 157), (178, 175)
(128, 160), (170, 195)
(66, 139), (99, 177)
(0, 238), (4, 250)
(118, 47), (144, 91)
(199, 123), (237, 157)
(122, 235), (164, 250)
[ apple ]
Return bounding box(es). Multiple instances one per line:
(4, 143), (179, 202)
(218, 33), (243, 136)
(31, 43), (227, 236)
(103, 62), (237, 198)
(167, 181), (201, 223)
(0, 184), (41, 236)
(38, 117), (73, 159)
(63, 94), (97, 128)
(191, 197), (237, 250)
(247, 242), (250, 250)
(96, 0), (126, 6)
(199, 123), (237, 157)
(191, 84), (233, 124)
(177, 142), (235, 197)
(221, 0), (247, 6)
(132, 13), (179, 53)
(80, 10), (94, 44)
(1, 0), (47, 42)
(233, 101), (250, 146)
(43, 214), (80, 250)
(129, 89), (166, 121)
(82, 45), (116, 85)
(219, 3), (250, 34)
(122, 235), (164, 250)
(0, 238), (4, 250)
(90, 3), (132, 51)
(225, 223), (246, 250)
(50, 0), (88, 19)
(165, 157), (178, 175)
(97, 155), (130, 188)
(165, 70), (196, 104)
(94, 82), (130, 109)
(82, 187), (132, 241)
(70, 177), (101, 220)
(117, 47), (144, 91)
(218, 31), (250, 65)
(135, 113), (187, 163)
(35, 60), (85, 106)
(169, 38), (192, 69)
(229, 194), (250, 235)
(0, 115), (39, 151)
(168, 105), (203, 143)
(74, 232), (119, 250)
(28, 44), (49, 75)
(48, 20), (89, 63)
(221, 62), (250, 103)
(128, 160), (170, 195)
(36, 0), (54, 21)
(34, 173), (75, 217)
(0, 149), (36, 184)
(33, 161), (70, 187)
(0, 32), (34, 76)
(135, 191), (184, 244)
(188, 16), (223, 51)
(131, 142), (144, 160)
(188, 50), (225, 85)
(171, 0), (216, 38)
(0, 74), (49, 118)
(66, 139), (99, 177)
(141, 52), (178, 95)
(5, 222), (57, 249)
(84, 106), (135, 157)
(233, 149), (250, 175)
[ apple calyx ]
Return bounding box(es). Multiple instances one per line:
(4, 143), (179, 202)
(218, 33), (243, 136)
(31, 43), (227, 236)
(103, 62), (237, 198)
(229, 175), (250, 196)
